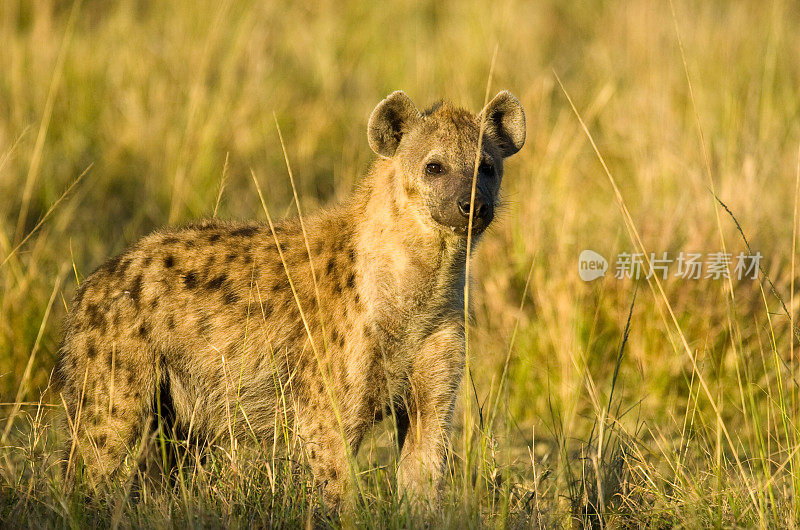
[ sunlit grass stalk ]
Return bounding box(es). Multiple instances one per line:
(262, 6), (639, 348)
(462, 43), (498, 510)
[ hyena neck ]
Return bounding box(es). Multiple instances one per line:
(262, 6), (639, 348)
(349, 160), (467, 318)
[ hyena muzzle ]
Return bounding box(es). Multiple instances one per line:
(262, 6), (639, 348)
(55, 90), (525, 504)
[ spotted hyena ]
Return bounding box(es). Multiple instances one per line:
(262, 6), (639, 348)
(55, 90), (525, 504)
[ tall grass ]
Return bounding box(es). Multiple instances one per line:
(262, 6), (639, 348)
(1, 0), (799, 526)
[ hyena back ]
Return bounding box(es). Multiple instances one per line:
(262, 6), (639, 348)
(56, 90), (525, 504)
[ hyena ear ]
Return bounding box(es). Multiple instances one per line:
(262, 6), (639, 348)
(479, 91), (526, 158)
(368, 91), (421, 158)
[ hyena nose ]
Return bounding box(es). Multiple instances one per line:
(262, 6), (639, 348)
(457, 197), (490, 220)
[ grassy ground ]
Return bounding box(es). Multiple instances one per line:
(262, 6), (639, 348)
(2, 0), (800, 527)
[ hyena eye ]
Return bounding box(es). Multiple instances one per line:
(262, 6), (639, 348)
(479, 160), (494, 175)
(425, 162), (443, 175)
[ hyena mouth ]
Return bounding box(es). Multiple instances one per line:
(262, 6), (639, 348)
(448, 223), (489, 236)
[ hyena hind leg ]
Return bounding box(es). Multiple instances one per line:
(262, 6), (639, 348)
(58, 342), (158, 492)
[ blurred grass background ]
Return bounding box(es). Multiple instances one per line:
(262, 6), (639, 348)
(2, 0), (800, 526)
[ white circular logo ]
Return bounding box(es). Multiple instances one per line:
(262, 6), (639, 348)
(579, 250), (608, 282)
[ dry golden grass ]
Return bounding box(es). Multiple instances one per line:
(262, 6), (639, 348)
(1, 0), (799, 526)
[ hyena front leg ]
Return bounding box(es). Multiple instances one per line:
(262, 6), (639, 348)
(297, 397), (363, 507)
(397, 323), (464, 503)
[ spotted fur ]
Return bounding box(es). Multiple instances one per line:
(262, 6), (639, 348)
(55, 90), (525, 504)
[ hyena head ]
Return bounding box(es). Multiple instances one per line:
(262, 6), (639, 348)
(367, 90), (525, 237)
